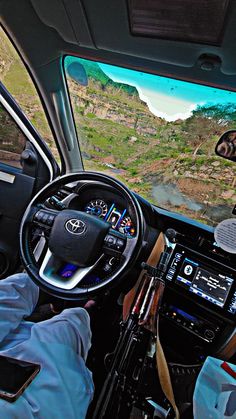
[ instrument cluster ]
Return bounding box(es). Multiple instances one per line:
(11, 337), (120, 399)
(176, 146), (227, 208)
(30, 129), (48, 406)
(84, 198), (136, 237)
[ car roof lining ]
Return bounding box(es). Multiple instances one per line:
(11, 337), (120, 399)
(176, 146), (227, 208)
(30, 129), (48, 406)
(1, 0), (236, 90)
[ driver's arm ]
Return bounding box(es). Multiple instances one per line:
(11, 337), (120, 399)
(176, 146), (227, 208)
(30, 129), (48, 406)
(0, 273), (39, 348)
(0, 277), (93, 419)
(30, 307), (92, 360)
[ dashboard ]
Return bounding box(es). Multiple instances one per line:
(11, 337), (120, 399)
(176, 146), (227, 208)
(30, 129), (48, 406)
(49, 180), (236, 361)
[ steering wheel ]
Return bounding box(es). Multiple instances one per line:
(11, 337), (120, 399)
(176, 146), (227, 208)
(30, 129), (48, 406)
(20, 172), (145, 300)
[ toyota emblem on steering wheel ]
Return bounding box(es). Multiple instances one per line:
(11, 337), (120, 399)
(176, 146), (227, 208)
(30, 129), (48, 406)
(65, 219), (86, 235)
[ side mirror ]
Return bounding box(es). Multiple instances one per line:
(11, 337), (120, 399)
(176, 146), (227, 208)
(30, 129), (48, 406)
(215, 130), (236, 162)
(66, 62), (88, 86)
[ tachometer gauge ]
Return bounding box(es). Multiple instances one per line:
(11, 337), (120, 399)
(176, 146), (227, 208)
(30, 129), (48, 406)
(85, 199), (108, 218)
(119, 216), (136, 236)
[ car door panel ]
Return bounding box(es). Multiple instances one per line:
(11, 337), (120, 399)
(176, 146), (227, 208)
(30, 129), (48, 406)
(0, 165), (35, 217)
(0, 161), (36, 277)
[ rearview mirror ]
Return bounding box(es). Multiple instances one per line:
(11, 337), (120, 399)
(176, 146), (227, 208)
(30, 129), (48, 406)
(215, 130), (236, 162)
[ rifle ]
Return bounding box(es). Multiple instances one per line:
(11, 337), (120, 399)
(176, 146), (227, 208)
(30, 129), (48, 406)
(92, 250), (173, 419)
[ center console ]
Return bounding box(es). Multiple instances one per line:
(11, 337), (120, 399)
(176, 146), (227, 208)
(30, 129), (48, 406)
(160, 243), (236, 351)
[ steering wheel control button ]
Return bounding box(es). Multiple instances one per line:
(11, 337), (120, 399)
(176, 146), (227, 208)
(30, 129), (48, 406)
(104, 232), (126, 255)
(48, 195), (66, 210)
(108, 236), (116, 244)
(116, 238), (125, 250)
(34, 210), (56, 227)
(47, 215), (55, 226)
(42, 214), (48, 224)
(104, 234), (116, 246)
(34, 211), (43, 222)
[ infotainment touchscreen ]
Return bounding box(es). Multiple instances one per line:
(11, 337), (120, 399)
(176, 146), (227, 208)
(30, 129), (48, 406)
(177, 258), (233, 307)
(166, 246), (235, 309)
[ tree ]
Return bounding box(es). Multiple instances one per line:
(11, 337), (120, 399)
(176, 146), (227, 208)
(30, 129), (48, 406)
(192, 103), (236, 125)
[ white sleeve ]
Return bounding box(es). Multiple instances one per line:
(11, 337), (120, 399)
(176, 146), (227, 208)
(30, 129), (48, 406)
(0, 273), (39, 345)
(30, 307), (92, 360)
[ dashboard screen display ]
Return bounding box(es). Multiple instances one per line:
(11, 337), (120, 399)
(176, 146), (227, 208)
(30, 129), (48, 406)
(176, 257), (233, 308)
(84, 200), (135, 236)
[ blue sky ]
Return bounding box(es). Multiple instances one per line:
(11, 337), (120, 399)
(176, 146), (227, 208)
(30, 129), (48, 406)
(99, 63), (236, 121)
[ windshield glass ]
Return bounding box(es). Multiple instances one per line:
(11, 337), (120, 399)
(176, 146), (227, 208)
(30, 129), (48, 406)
(65, 56), (236, 227)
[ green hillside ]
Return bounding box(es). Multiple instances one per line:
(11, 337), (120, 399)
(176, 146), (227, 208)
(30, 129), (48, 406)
(66, 61), (236, 224)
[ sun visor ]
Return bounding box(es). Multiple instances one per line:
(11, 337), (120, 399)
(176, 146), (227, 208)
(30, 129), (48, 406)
(128, 0), (230, 45)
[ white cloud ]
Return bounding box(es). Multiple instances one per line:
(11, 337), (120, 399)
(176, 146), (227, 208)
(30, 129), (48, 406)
(137, 87), (197, 121)
(99, 64), (197, 121)
(98, 63), (236, 121)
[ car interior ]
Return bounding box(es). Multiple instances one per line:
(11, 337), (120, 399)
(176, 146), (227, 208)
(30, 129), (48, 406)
(0, 1), (236, 418)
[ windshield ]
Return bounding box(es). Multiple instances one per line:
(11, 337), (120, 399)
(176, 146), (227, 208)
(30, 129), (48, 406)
(65, 56), (236, 227)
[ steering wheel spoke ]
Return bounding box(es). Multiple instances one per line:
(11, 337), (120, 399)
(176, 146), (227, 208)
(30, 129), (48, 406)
(122, 235), (137, 259)
(39, 249), (103, 291)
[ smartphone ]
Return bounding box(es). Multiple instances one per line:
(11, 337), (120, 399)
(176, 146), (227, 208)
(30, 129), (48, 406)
(0, 355), (40, 402)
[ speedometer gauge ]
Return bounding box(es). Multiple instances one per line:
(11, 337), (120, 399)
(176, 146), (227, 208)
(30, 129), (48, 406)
(119, 216), (136, 236)
(85, 199), (108, 218)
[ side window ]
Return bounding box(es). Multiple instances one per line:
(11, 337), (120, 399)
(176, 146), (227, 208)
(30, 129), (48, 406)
(0, 103), (26, 168)
(0, 27), (58, 161)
